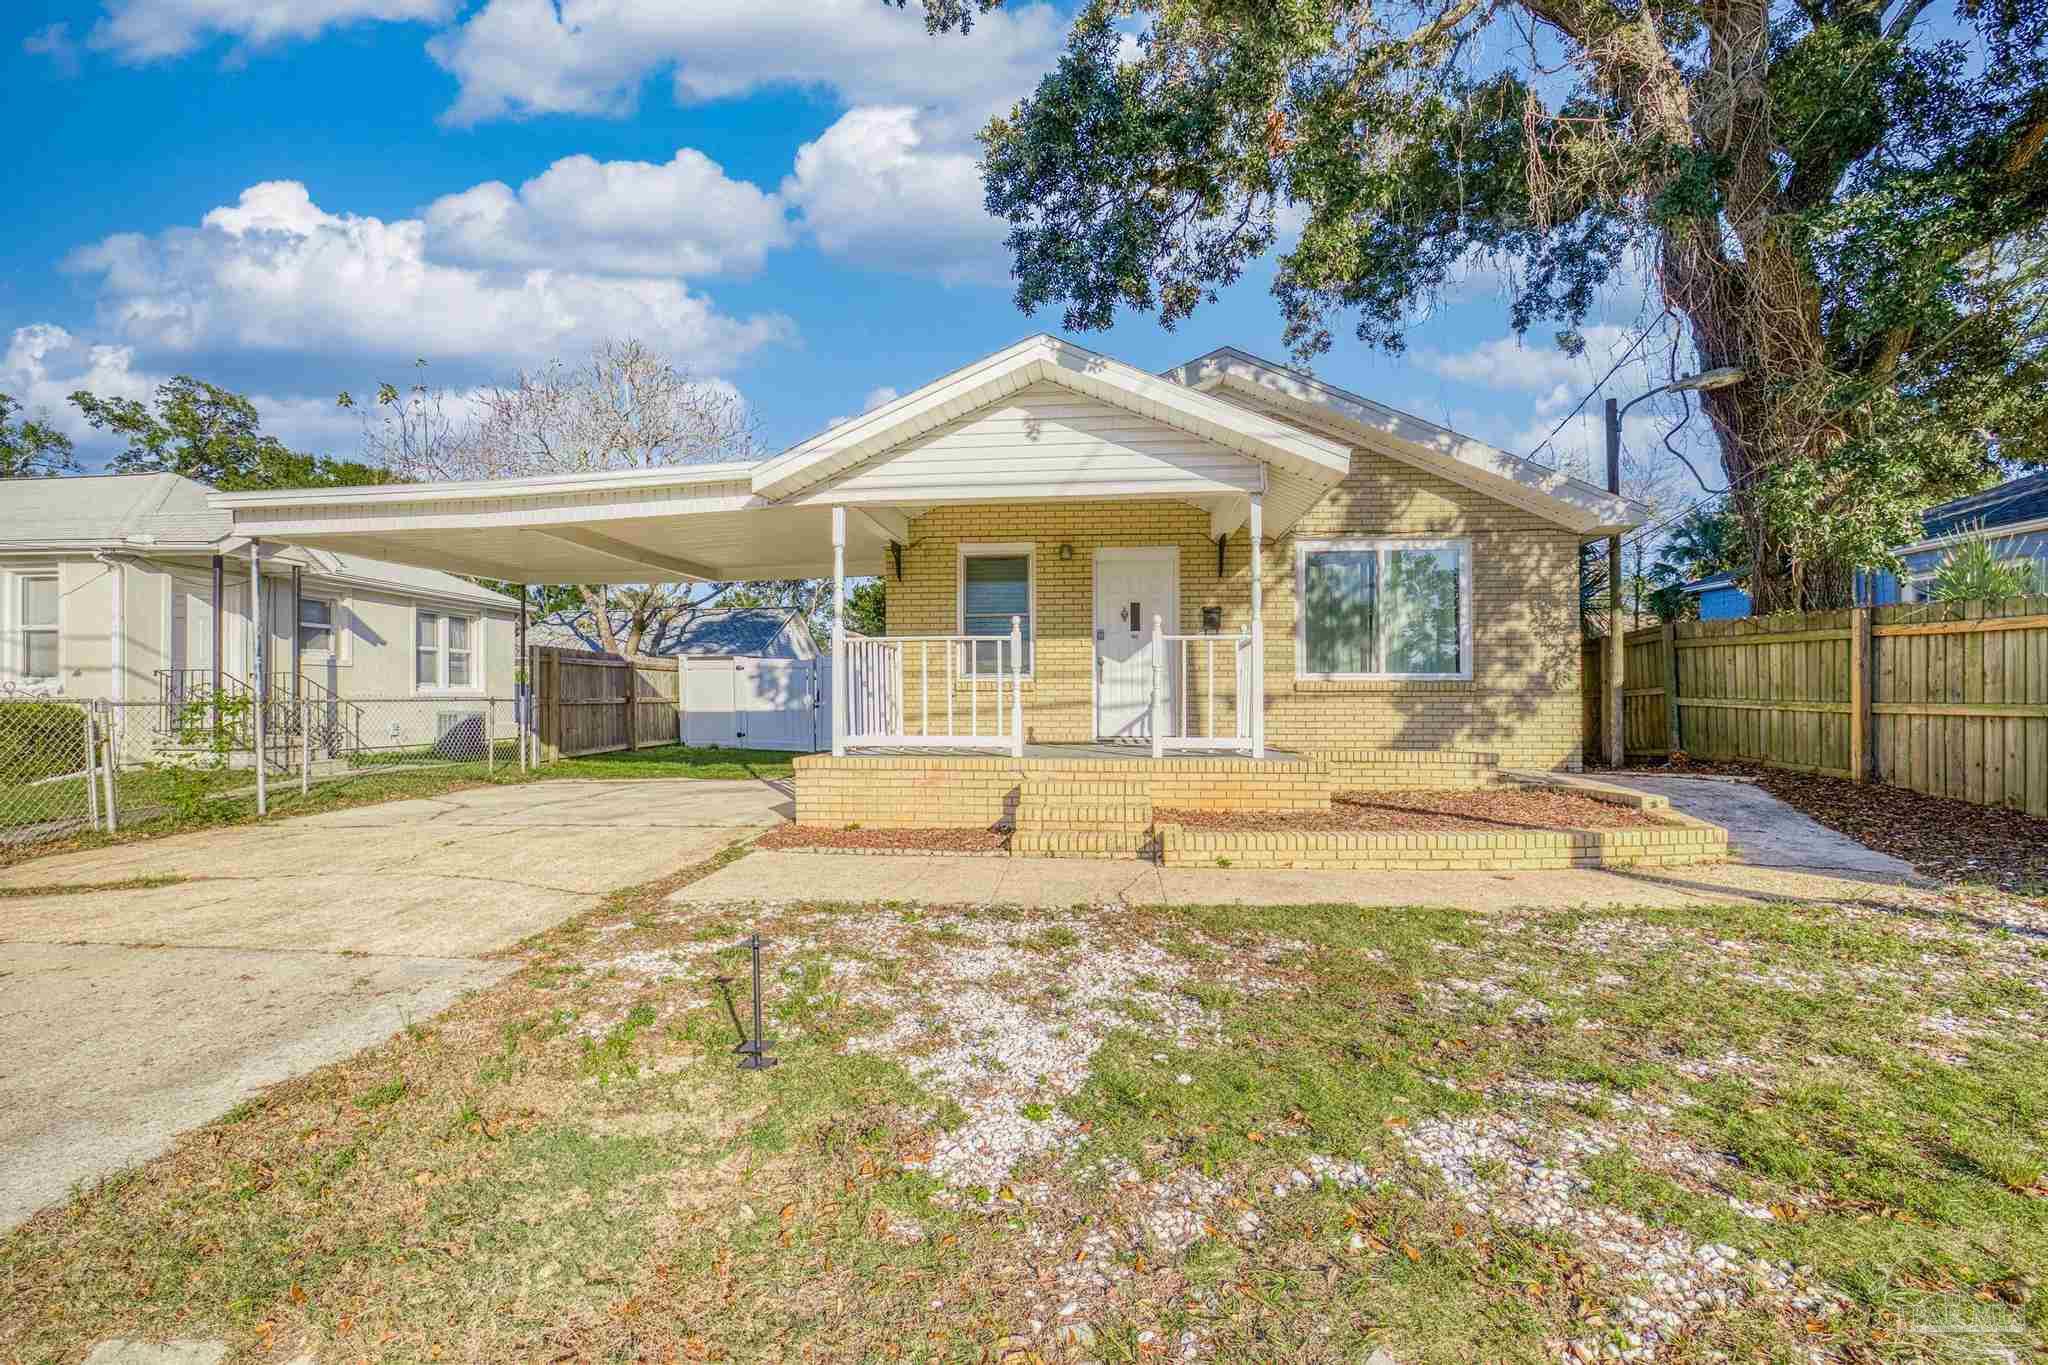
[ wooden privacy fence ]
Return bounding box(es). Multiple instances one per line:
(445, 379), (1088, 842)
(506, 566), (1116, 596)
(1584, 594), (2048, 814)
(532, 646), (681, 759)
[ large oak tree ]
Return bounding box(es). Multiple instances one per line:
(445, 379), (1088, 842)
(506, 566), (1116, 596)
(910, 0), (2048, 611)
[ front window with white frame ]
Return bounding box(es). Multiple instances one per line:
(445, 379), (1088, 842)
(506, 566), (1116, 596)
(958, 544), (1034, 675)
(1295, 539), (1472, 680)
(415, 610), (481, 690)
(20, 575), (58, 682)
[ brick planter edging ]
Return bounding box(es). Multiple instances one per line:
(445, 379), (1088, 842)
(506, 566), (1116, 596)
(1155, 810), (1728, 871)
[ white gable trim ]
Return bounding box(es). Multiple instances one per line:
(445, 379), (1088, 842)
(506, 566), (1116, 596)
(751, 335), (1350, 503)
(1166, 348), (1647, 536)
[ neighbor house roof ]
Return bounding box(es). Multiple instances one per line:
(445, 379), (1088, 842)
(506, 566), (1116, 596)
(0, 472), (516, 610)
(1164, 347), (1647, 537)
(1914, 472), (2048, 544)
(659, 608), (802, 656)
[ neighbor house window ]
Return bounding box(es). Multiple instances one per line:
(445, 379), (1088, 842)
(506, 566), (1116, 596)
(958, 545), (1034, 674)
(447, 617), (472, 687)
(20, 575), (57, 681)
(416, 612), (441, 687)
(415, 611), (481, 689)
(1296, 539), (1471, 679)
(298, 596), (335, 654)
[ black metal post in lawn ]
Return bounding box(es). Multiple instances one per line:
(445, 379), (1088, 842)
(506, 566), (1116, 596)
(735, 932), (777, 1071)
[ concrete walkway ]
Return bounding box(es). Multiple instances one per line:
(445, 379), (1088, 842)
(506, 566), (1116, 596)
(0, 778), (786, 1233)
(674, 849), (1927, 913)
(1586, 774), (1917, 878)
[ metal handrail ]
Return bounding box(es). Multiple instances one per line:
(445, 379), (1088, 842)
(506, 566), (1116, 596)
(842, 618), (1024, 754)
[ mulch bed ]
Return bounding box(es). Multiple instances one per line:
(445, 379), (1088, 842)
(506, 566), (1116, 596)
(1594, 755), (2048, 894)
(1158, 787), (1673, 834)
(757, 824), (1012, 854)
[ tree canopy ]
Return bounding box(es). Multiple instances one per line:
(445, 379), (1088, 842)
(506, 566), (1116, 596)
(70, 376), (394, 491)
(920, 0), (2048, 611)
(0, 393), (78, 478)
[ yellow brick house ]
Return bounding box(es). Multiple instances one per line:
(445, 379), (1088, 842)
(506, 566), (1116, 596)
(213, 337), (1645, 839)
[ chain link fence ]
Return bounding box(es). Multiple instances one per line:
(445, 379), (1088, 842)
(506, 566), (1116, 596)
(0, 692), (104, 850)
(2, 692), (528, 852)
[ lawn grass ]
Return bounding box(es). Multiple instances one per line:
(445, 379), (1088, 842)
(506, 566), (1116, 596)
(0, 744), (800, 871)
(2, 882), (2042, 1362)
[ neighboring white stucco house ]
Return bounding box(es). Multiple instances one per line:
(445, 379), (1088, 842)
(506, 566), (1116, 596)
(0, 473), (519, 709)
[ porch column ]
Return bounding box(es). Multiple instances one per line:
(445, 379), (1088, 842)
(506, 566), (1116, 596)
(830, 505), (847, 758)
(250, 540), (266, 816)
(517, 585), (529, 772)
(290, 564), (303, 707)
(210, 553), (224, 693)
(1248, 492), (1265, 759)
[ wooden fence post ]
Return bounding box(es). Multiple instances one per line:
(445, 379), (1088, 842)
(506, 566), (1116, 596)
(543, 649), (562, 763)
(1661, 623), (1681, 757)
(1849, 607), (1871, 782)
(625, 658), (640, 752)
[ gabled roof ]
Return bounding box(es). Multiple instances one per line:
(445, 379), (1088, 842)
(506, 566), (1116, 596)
(751, 334), (1351, 503)
(0, 472), (230, 549)
(0, 471), (515, 608)
(1163, 347), (1648, 537)
(1917, 472), (2048, 542)
(659, 608), (804, 656)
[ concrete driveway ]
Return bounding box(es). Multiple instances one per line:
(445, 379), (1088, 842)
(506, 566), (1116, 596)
(0, 777), (788, 1232)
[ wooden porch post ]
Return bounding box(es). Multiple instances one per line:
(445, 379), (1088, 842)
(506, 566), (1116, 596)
(1248, 492), (1265, 759)
(831, 505), (847, 757)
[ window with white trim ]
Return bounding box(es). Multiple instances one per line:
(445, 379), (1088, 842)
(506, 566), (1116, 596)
(20, 575), (58, 681)
(1296, 539), (1471, 679)
(415, 610), (482, 690)
(298, 596), (335, 654)
(447, 616), (472, 687)
(958, 545), (1034, 674)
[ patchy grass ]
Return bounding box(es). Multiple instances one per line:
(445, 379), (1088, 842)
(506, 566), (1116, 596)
(0, 744), (796, 872)
(3, 882), (2044, 1363)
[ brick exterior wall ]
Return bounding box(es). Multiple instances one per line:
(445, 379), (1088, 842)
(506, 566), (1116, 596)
(879, 443), (1586, 769)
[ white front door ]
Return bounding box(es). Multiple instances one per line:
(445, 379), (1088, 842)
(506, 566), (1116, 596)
(1094, 549), (1177, 740)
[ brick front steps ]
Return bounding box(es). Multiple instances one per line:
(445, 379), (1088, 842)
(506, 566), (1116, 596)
(1154, 816), (1728, 870)
(789, 752), (1731, 870)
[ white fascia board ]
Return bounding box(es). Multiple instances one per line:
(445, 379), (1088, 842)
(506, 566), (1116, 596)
(750, 335), (1350, 502)
(218, 483), (761, 539)
(1169, 347), (1650, 534)
(208, 460), (760, 512)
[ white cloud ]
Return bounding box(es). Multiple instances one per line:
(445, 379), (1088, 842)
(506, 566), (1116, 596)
(2, 325), (159, 441)
(862, 386), (900, 412)
(422, 149), (790, 278)
(424, 0), (1062, 131)
(1418, 325), (1641, 394)
(782, 107), (1007, 286)
(63, 180), (794, 378)
(88, 0), (457, 62)
(1, 322), (373, 459)
(23, 22), (82, 74)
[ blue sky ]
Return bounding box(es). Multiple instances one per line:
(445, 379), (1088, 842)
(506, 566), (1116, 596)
(3, 0), (1707, 510)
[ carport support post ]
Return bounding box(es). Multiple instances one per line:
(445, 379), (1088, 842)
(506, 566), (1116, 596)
(1248, 492), (1265, 759)
(516, 586), (529, 773)
(830, 505), (847, 758)
(251, 540), (266, 816)
(1605, 398), (1625, 768)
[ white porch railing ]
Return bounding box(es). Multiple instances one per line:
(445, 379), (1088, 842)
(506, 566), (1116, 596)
(1149, 617), (1258, 757)
(841, 616), (1025, 756)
